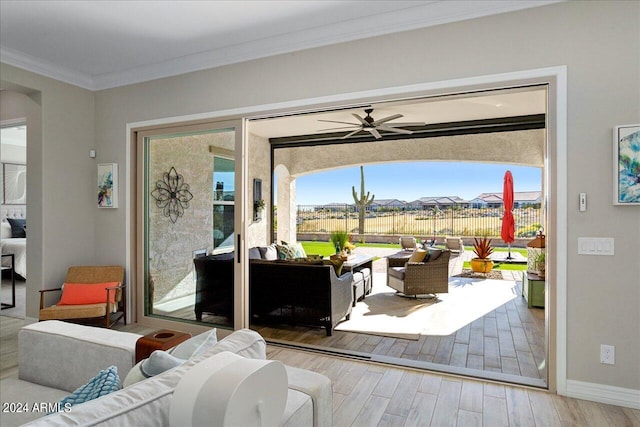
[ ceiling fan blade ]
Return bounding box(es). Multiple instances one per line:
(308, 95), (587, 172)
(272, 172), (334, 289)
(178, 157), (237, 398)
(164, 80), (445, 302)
(352, 114), (368, 126)
(378, 125), (413, 135)
(382, 122), (425, 127)
(341, 129), (362, 139)
(372, 114), (403, 125)
(318, 125), (361, 131)
(367, 128), (382, 139)
(318, 119), (360, 126)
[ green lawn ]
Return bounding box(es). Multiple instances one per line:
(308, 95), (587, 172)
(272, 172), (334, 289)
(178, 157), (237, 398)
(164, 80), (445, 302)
(300, 241), (400, 257)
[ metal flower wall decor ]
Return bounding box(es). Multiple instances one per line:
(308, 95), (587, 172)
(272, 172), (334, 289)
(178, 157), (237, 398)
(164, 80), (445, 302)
(151, 167), (193, 223)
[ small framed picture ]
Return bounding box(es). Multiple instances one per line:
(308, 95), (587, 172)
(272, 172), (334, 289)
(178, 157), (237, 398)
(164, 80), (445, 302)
(98, 163), (118, 208)
(613, 124), (640, 205)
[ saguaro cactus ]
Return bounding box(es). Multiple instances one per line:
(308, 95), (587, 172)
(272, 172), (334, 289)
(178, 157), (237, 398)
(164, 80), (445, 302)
(352, 165), (375, 235)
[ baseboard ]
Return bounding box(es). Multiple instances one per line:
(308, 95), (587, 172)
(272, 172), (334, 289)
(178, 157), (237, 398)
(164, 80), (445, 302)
(566, 379), (640, 409)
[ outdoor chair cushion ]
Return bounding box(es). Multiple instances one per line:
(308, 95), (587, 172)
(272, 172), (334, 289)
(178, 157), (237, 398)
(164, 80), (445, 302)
(408, 249), (427, 263)
(388, 266), (406, 280)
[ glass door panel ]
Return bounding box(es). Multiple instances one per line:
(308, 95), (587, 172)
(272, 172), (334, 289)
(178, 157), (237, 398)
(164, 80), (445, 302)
(142, 126), (240, 329)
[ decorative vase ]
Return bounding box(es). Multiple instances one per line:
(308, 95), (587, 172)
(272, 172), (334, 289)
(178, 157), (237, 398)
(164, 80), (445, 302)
(470, 258), (494, 273)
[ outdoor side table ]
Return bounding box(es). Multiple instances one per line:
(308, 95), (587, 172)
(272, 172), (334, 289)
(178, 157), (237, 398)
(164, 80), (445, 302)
(1, 253), (16, 310)
(523, 272), (545, 308)
(135, 329), (191, 363)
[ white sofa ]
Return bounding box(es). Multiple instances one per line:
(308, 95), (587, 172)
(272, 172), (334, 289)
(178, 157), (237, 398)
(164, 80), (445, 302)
(0, 321), (332, 427)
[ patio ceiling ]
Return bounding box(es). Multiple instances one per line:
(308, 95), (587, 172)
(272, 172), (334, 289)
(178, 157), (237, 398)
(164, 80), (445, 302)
(248, 86), (547, 144)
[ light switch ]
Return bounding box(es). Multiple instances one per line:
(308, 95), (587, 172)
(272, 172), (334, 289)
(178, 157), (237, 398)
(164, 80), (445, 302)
(578, 237), (614, 255)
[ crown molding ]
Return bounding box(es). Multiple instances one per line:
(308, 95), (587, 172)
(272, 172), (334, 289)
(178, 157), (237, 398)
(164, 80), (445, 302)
(1, 1), (562, 91)
(0, 46), (94, 90)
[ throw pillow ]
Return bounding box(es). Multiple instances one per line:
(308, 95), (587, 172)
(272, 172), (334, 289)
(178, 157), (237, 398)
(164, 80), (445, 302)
(58, 282), (120, 305)
(169, 329), (218, 359)
(58, 365), (120, 409)
(324, 256), (344, 276)
(258, 244), (278, 260)
(7, 218), (26, 238)
(427, 248), (443, 261)
(276, 244), (297, 260)
(122, 350), (185, 388)
(408, 249), (427, 263)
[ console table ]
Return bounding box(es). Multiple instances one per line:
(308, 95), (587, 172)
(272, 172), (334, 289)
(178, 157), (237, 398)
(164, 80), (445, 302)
(1, 253), (16, 310)
(523, 272), (545, 308)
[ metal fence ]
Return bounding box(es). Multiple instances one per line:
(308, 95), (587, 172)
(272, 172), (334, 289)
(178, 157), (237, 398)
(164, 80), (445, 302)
(294, 204), (543, 238)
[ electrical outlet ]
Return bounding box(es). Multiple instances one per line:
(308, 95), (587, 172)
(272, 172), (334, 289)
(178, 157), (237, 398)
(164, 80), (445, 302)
(600, 344), (615, 365)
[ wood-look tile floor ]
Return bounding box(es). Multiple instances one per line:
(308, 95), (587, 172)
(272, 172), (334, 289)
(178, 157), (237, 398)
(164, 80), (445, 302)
(253, 268), (546, 386)
(2, 316), (638, 426)
(266, 344), (640, 427)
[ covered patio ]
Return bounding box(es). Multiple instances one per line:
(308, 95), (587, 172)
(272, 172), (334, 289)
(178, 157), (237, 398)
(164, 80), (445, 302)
(254, 245), (546, 387)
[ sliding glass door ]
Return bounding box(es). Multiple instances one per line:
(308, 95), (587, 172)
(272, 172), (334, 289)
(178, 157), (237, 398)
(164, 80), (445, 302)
(137, 119), (245, 330)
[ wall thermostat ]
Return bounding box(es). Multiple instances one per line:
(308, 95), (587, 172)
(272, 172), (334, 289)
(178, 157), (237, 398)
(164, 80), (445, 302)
(579, 192), (587, 211)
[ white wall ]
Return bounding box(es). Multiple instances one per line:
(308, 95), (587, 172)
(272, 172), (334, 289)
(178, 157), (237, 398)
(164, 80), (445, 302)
(1, 1), (638, 394)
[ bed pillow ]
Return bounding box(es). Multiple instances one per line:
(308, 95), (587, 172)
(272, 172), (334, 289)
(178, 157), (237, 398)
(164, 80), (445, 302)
(58, 365), (120, 409)
(58, 282), (120, 305)
(7, 218), (26, 238)
(1, 222), (11, 239)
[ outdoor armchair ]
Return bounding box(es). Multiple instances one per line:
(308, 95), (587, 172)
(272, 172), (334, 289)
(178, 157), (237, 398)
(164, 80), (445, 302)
(444, 236), (465, 256)
(387, 249), (451, 297)
(399, 236), (417, 251)
(39, 266), (126, 328)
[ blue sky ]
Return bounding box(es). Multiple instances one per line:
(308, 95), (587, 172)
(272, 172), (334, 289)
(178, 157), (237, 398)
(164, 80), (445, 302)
(294, 162), (542, 205)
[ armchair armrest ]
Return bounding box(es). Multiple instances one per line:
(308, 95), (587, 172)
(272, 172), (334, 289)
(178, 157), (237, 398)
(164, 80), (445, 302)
(387, 257), (409, 268)
(39, 288), (62, 310)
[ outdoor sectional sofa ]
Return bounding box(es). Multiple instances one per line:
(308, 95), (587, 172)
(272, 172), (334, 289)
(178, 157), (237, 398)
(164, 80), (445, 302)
(194, 246), (354, 336)
(0, 321), (332, 426)
(250, 259), (354, 336)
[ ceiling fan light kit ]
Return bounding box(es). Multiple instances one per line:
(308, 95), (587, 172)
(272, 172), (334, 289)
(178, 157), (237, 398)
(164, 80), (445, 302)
(318, 108), (425, 140)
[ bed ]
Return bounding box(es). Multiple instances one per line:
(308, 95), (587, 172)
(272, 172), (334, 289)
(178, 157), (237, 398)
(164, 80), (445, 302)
(1, 208), (27, 280)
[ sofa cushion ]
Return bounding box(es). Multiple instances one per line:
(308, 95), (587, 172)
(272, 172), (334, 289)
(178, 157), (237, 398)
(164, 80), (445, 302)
(18, 321), (140, 393)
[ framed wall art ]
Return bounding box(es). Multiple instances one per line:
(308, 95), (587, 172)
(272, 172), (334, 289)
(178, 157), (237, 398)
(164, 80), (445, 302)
(613, 124), (640, 205)
(98, 163), (118, 208)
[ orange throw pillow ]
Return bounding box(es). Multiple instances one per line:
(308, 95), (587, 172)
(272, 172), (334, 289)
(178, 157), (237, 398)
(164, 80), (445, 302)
(58, 282), (120, 305)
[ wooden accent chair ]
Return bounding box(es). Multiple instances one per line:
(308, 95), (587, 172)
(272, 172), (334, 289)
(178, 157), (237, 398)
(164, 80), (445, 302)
(387, 249), (451, 297)
(39, 266), (126, 328)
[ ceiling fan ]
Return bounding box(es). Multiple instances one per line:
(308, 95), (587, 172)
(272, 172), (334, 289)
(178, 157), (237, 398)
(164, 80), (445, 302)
(318, 108), (425, 139)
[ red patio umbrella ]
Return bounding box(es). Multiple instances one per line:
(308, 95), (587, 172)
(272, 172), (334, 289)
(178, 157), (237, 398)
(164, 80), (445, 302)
(501, 170), (515, 260)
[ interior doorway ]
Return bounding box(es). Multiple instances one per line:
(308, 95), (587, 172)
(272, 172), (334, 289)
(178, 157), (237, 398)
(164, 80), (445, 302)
(1, 121), (27, 319)
(246, 85), (550, 388)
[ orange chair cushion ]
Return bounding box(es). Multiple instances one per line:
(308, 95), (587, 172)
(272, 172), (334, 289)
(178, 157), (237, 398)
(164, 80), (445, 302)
(58, 282), (119, 305)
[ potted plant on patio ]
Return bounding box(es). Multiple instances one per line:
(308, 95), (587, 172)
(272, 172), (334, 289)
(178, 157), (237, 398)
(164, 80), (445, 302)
(471, 237), (494, 273)
(329, 230), (349, 255)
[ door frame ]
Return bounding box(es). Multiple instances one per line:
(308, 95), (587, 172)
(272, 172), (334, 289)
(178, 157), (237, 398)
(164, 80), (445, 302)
(130, 118), (247, 334)
(125, 65), (567, 392)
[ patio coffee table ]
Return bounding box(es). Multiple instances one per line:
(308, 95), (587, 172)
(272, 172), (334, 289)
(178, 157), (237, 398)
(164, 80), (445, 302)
(342, 254), (374, 293)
